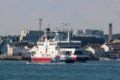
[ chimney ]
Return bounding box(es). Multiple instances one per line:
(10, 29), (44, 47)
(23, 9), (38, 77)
(108, 23), (112, 43)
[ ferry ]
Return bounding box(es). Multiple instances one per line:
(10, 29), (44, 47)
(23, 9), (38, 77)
(29, 30), (89, 63)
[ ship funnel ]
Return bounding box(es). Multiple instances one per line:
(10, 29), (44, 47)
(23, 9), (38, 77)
(45, 28), (50, 40)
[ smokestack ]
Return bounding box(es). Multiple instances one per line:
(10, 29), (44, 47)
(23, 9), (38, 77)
(108, 23), (112, 43)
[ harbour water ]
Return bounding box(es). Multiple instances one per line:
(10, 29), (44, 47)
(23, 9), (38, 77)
(0, 61), (120, 80)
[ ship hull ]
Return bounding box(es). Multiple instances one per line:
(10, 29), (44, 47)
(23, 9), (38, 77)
(76, 55), (90, 62)
(31, 56), (78, 63)
(32, 57), (52, 63)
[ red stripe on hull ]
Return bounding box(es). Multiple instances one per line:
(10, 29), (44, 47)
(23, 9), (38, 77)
(32, 58), (52, 63)
(72, 57), (77, 61)
(71, 56), (77, 61)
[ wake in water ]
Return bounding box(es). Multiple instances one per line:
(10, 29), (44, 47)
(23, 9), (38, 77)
(25, 61), (65, 65)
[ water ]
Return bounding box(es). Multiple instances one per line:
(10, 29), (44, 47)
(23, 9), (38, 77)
(0, 61), (120, 80)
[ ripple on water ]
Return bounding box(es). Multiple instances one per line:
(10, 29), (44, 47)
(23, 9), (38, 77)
(0, 61), (120, 80)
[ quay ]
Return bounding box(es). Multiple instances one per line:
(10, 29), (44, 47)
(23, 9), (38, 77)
(0, 55), (30, 61)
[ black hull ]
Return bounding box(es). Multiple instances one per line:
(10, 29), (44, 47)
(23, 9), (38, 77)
(65, 59), (75, 63)
(76, 56), (90, 62)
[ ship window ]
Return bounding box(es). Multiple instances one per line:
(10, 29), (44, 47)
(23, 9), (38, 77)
(55, 47), (59, 50)
(65, 51), (71, 56)
(52, 51), (53, 54)
(75, 51), (82, 55)
(31, 51), (36, 56)
(42, 54), (51, 57)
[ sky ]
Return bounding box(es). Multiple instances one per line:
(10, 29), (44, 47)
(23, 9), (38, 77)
(0, 0), (120, 35)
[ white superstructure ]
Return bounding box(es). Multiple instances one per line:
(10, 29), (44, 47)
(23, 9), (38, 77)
(29, 31), (84, 63)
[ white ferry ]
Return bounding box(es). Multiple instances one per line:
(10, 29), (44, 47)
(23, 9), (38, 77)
(29, 31), (89, 63)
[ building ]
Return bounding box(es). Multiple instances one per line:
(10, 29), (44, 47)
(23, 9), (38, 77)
(19, 30), (28, 42)
(86, 44), (109, 57)
(72, 35), (105, 46)
(20, 30), (44, 43)
(0, 36), (12, 55)
(7, 42), (34, 58)
(86, 29), (104, 36)
(86, 41), (120, 59)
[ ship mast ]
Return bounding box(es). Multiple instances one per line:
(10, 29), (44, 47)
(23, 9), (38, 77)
(39, 18), (43, 36)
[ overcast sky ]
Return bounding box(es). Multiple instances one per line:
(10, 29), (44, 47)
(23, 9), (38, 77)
(0, 0), (120, 35)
